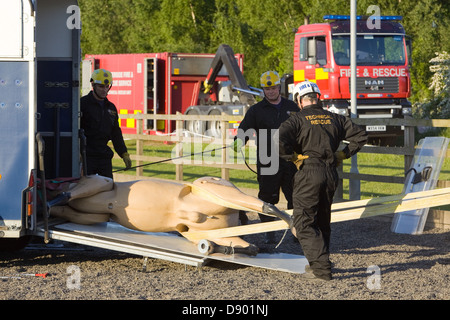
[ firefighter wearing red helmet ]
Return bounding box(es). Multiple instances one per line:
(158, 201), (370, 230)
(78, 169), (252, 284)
(232, 71), (299, 244)
(277, 80), (368, 280)
(80, 69), (132, 178)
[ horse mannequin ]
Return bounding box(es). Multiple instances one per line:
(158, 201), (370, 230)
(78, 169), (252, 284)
(49, 175), (292, 255)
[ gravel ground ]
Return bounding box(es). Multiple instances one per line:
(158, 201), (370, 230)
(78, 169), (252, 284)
(1, 214), (449, 305)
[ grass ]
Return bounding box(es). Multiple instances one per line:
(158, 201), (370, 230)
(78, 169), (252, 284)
(112, 139), (450, 200)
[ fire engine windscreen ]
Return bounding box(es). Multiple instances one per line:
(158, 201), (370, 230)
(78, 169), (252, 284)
(331, 35), (406, 66)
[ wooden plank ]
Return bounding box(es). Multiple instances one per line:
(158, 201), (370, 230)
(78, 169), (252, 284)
(320, 187), (450, 211)
(182, 220), (287, 241)
(181, 188), (450, 241)
(351, 118), (450, 128)
(341, 172), (405, 184)
(331, 193), (450, 223)
(360, 145), (415, 156)
(119, 113), (450, 128)
(119, 113), (450, 130)
(119, 113), (244, 122)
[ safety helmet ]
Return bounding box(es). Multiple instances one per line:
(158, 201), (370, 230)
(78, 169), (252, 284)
(90, 69), (113, 86)
(293, 80), (321, 101)
(260, 71), (281, 88)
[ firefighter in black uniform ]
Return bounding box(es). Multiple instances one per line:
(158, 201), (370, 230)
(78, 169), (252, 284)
(277, 80), (367, 280)
(232, 71), (299, 243)
(80, 69), (132, 179)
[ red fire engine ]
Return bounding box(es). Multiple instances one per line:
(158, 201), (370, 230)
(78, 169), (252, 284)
(82, 45), (258, 137)
(293, 15), (412, 144)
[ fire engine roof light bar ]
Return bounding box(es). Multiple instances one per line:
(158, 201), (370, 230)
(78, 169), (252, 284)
(323, 15), (403, 21)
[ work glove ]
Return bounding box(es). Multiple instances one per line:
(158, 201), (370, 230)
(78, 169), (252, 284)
(291, 153), (309, 170)
(121, 152), (132, 170)
(230, 138), (244, 153)
(334, 151), (347, 167)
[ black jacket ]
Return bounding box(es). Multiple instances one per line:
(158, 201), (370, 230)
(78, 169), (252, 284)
(80, 91), (127, 159)
(278, 104), (368, 166)
(236, 97), (300, 165)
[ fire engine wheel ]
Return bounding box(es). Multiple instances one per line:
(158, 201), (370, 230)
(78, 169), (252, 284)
(184, 108), (205, 136)
(206, 109), (222, 138)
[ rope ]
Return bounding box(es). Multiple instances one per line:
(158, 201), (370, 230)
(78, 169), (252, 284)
(240, 148), (257, 174)
(274, 229), (288, 249)
(113, 144), (258, 174)
(113, 145), (228, 173)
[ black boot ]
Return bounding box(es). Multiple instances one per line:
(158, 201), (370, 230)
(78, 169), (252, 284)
(299, 265), (332, 281)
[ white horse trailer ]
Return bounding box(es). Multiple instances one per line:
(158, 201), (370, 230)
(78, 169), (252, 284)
(0, 1), (308, 274)
(0, 0), (80, 247)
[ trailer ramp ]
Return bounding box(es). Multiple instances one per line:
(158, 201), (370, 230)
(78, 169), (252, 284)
(38, 221), (308, 274)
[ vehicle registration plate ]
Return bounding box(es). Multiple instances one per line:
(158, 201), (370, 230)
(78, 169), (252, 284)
(366, 125), (386, 132)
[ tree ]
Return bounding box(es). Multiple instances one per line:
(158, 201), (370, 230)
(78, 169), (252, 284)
(395, 0), (450, 102)
(146, 0), (214, 52)
(120, 0), (162, 53)
(79, 0), (133, 54)
(77, 0), (450, 110)
(415, 51), (450, 119)
(211, 0), (307, 86)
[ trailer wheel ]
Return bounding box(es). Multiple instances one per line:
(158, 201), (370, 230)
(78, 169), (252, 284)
(0, 236), (31, 252)
(184, 108), (205, 136)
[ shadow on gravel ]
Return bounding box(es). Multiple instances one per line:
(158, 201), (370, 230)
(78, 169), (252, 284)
(328, 218), (449, 280)
(0, 240), (133, 269)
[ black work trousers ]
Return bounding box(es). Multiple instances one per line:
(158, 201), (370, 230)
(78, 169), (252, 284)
(257, 161), (296, 222)
(86, 156), (113, 179)
(292, 163), (338, 279)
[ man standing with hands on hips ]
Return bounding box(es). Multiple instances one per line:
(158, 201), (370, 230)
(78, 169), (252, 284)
(80, 69), (132, 179)
(277, 80), (367, 280)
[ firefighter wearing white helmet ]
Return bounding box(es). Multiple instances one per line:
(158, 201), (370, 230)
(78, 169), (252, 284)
(80, 69), (132, 178)
(293, 80), (321, 109)
(278, 80), (368, 281)
(231, 70), (299, 244)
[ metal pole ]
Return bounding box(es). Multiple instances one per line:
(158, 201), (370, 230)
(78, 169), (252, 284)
(349, 0), (360, 200)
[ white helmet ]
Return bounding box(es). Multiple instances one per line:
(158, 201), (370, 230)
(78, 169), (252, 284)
(293, 80), (321, 102)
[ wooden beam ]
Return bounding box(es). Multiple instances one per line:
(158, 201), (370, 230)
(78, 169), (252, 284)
(340, 172), (405, 184)
(331, 193), (450, 223)
(182, 220), (287, 242)
(330, 187), (450, 211)
(182, 187), (450, 241)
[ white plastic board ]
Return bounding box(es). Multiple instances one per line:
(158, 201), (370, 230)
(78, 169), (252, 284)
(391, 137), (449, 234)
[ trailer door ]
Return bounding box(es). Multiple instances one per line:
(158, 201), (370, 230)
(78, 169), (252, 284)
(0, 0), (35, 238)
(35, 0), (80, 179)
